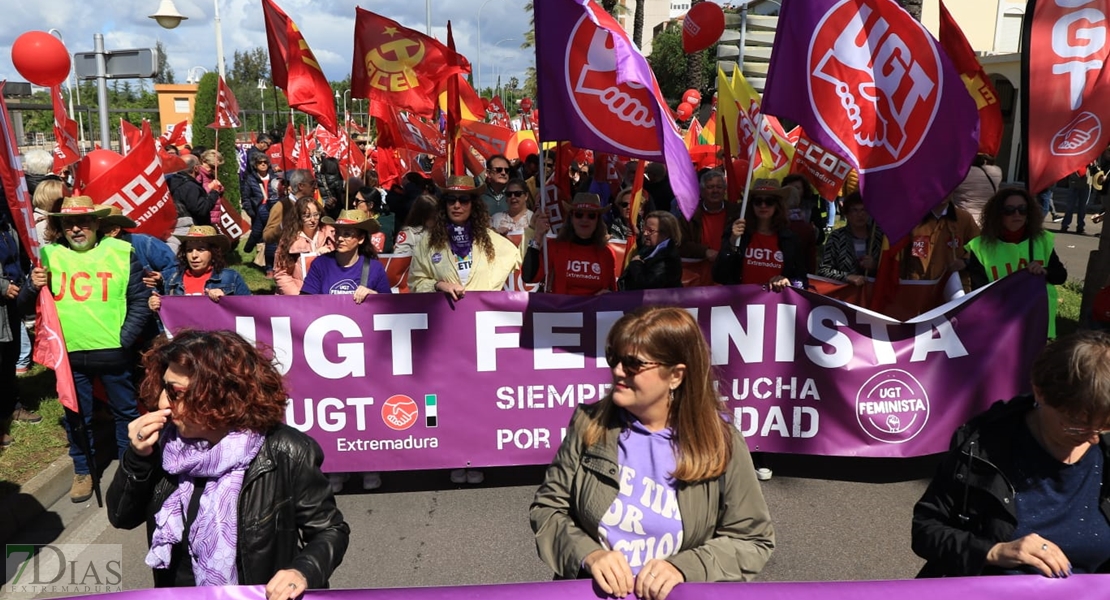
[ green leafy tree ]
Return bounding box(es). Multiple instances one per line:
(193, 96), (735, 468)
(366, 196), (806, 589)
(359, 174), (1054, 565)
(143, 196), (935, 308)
(155, 41), (175, 84)
(648, 26), (715, 103)
(190, 72), (242, 211)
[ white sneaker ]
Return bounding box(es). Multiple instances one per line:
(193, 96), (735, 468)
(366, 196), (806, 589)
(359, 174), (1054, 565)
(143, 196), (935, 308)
(466, 470), (484, 484)
(329, 473), (349, 493)
(450, 469), (468, 484)
(755, 467), (773, 481)
(362, 472), (382, 490)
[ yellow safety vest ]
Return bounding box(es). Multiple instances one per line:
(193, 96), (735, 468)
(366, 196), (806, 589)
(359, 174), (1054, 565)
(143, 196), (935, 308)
(41, 237), (132, 351)
(966, 232), (1057, 338)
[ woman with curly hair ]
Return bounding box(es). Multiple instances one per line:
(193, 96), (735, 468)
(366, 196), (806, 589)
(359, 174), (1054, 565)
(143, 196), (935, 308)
(408, 175), (521, 301)
(148, 226), (250, 314)
(106, 329), (349, 594)
(966, 187), (1066, 338)
(273, 197), (335, 295)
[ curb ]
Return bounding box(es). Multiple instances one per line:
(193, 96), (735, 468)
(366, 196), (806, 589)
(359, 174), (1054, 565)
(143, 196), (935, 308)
(0, 454), (72, 544)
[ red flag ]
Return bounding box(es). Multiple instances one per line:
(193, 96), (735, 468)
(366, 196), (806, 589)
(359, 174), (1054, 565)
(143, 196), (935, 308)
(351, 7), (470, 117)
(345, 111), (365, 134)
(375, 147), (405, 190)
(33, 292), (79, 413)
(938, 1), (1002, 157)
(1025, 0), (1110, 194)
(789, 128), (853, 200)
(120, 119), (142, 155)
(624, 160), (647, 267)
(0, 82), (42, 264)
(296, 125), (313, 172)
(460, 120), (514, 162)
(262, 0), (338, 134)
(209, 76), (243, 129)
(80, 126), (178, 241)
(52, 85), (81, 171)
(488, 96), (511, 128)
(376, 108), (446, 157)
(446, 22), (465, 176)
(159, 119), (189, 148)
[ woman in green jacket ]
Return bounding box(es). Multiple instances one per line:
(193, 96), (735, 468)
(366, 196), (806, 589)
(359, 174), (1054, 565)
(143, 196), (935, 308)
(530, 306), (775, 600)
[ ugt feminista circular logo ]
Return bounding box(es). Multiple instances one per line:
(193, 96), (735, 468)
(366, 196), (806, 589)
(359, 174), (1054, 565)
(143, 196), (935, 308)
(382, 394), (419, 431)
(855, 369), (930, 444)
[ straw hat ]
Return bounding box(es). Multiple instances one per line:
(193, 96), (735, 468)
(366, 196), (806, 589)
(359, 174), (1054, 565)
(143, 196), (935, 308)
(749, 179), (792, 202)
(173, 225), (230, 252)
(436, 175), (485, 197)
(561, 192), (606, 215)
(97, 205), (137, 229)
(321, 210), (381, 233)
(46, 196), (110, 218)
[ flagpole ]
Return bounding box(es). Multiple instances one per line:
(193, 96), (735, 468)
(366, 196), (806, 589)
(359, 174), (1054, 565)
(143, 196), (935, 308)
(738, 113), (764, 218)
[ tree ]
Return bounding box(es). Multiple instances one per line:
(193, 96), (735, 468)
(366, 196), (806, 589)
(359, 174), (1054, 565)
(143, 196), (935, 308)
(897, 0), (923, 20)
(685, 0), (708, 93)
(190, 72), (242, 211)
(648, 26), (715, 102)
(633, 0), (645, 50)
(155, 41), (175, 84)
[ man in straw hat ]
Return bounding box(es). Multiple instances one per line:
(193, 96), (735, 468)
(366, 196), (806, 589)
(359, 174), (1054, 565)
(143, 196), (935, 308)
(18, 196), (152, 504)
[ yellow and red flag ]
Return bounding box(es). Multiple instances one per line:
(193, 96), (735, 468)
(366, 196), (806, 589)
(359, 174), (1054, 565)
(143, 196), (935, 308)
(262, 0), (338, 133)
(938, 0), (1002, 157)
(352, 7), (470, 117)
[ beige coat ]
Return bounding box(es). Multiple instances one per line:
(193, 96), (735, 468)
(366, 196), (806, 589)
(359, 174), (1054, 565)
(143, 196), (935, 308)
(530, 404), (775, 583)
(408, 228), (521, 292)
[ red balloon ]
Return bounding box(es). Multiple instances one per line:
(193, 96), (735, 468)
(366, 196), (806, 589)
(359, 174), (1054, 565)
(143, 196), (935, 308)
(520, 97), (534, 112)
(683, 89), (702, 108)
(12, 31), (71, 87)
(682, 3), (726, 54)
(517, 138), (539, 160)
(676, 102), (695, 122)
(75, 150), (123, 189)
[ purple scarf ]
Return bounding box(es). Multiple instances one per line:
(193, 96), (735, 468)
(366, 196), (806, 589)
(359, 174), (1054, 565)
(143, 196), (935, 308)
(146, 425), (264, 586)
(448, 222), (473, 259)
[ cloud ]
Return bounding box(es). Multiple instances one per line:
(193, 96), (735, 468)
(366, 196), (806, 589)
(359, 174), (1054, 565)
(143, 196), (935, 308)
(2, 0), (535, 90)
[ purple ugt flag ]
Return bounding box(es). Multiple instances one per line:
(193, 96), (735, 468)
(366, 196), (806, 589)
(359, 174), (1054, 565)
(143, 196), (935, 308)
(535, 0), (699, 219)
(762, 0), (979, 241)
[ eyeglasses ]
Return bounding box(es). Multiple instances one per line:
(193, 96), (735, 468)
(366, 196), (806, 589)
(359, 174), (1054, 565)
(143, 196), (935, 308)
(642, 228), (658, 235)
(258, 162), (270, 166)
(490, 166), (510, 174)
(302, 212), (321, 221)
(162, 380), (186, 403)
(573, 211), (598, 220)
(605, 351), (666, 375)
(752, 197), (776, 207)
(445, 195), (472, 206)
(335, 229), (362, 239)
(507, 190), (527, 198)
(1002, 205), (1028, 216)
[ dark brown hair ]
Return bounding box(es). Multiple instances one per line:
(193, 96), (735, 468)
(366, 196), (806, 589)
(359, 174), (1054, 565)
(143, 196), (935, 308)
(175, 238), (227, 276)
(744, 192), (790, 232)
(644, 210), (683, 247)
(275, 197), (324, 273)
(978, 187), (1043, 245)
(140, 329), (287, 432)
(427, 192), (495, 261)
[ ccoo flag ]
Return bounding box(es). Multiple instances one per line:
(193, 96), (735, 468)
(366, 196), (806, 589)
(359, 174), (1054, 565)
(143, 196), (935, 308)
(762, 0), (979, 241)
(535, 0), (699, 218)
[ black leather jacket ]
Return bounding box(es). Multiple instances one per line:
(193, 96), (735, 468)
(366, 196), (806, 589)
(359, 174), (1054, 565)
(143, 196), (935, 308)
(911, 395), (1110, 577)
(106, 425), (350, 588)
(712, 227), (809, 288)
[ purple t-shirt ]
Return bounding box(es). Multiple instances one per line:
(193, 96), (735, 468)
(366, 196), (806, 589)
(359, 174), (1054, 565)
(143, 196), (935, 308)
(597, 413), (684, 573)
(301, 255), (392, 296)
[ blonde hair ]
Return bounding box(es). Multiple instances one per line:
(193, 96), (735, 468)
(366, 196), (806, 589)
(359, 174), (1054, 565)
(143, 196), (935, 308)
(32, 179), (67, 212)
(583, 306), (732, 483)
(201, 149), (224, 167)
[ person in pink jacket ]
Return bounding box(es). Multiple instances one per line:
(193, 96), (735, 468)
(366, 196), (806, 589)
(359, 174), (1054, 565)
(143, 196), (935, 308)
(273, 197), (335, 295)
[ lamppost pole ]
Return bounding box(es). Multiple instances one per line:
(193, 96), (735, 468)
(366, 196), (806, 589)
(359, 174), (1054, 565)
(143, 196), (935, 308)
(213, 0), (226, 80)
(258, 79), (267, 133)
(477, 0), (505, 95)
(48, 29), (87, 148)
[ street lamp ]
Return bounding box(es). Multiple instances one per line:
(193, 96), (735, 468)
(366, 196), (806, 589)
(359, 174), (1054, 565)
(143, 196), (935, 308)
(186, 66), (208, 84)
(258, 78), (267, 133)
(47, 29), (87, 148)
(477, 0), (507, 94)
(150, 0), (226, 80)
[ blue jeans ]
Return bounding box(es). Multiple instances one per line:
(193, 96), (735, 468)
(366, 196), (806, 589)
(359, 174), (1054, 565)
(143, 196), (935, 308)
(1038, 189), (1055, 217)
(1062, 183), (1090, 231)
(825, 199), (837, 228)
(66, 356), (139, 475)
(16, 322), (30, 369)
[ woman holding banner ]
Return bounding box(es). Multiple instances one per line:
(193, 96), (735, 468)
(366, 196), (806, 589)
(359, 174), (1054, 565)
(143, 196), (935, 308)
(965, 188), (1066, 338)
(531, 306), (775, 599)
(712, 179), (808, 292)
(523, 193), (617, 295)
(148, 226), (250, 313)
(912, 331), (1110, 577)
(273, 197), (336, 295)
(816, 192), (883, 286)
(107, 329), (349, 593)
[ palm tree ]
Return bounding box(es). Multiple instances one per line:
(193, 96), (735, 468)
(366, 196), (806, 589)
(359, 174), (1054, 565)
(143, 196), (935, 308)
(633, 0), (645, 49)
(685, 0), (707, 92)
(898, 0), (922, 20)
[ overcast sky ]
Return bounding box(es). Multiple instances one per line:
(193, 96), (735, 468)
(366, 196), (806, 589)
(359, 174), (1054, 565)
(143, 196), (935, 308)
(0, 0), (534, 94)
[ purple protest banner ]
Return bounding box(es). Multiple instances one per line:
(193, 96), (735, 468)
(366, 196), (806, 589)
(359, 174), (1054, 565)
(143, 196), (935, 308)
(40, 574), (1110, 600)
(160, 273), (1045, 472)
(761, 0), (979, 242)
(534, 0), (700, 218)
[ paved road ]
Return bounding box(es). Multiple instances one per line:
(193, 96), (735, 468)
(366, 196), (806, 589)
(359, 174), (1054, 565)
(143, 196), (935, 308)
(4, 454), (938, 597)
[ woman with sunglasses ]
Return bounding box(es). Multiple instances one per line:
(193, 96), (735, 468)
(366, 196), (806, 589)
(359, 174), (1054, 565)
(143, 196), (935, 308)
(966, 188), (1065, 338)
(913, 331), (1110, 578)
(491, 178), (534, 236)
(523, 193), (617, 295)
(107, 329), (349, 593)
(712, 179), (808, 292)
(408, 176), (521, 303)
(531, 306), (775, 600)
(273, 197), (336, 295)
(608, 187), (652, 241)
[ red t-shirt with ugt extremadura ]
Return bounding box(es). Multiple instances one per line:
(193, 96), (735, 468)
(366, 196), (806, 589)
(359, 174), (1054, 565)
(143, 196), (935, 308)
(533, 239), (618, 295)
(741, 232), (784, 285)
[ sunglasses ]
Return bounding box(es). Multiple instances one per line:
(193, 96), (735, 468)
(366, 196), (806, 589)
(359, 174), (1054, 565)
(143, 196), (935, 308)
(1002, 205), (1028, 216)
(616, 203), (629, 209)
(507, 190), (527, 197)
(445, 195), (472, 206)
(162, 380), (186, 403)
(490, 167), (510, 174)
(752, 197), (776, 207)
(60, 216), (97, 229)
(573, 211), (598, 220)
(605, 351), (665, 375)
(545, 162), (555, 169)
